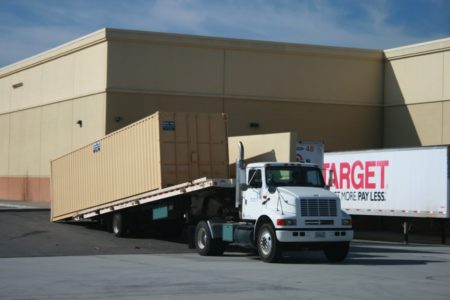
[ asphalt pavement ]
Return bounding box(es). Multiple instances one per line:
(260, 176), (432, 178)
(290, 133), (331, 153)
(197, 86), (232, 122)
(1, 207), (450, 299)
(0, 209), (193, 258)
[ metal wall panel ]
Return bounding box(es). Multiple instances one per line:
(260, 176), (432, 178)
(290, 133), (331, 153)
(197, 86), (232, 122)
(51, 111), (228, 221)
(0, 42), (107, 114)
(0, 114), (10, 175)
(444, 102), (450, 145)
(384, 53), (444, 106)
(224, 50), (383, 106)
(384, 103), (444, 147)
(107, 41), (224, 95)
(224, 98), (382, 151)
(9, 109), (41, 176)
(445, 52), (450, 100)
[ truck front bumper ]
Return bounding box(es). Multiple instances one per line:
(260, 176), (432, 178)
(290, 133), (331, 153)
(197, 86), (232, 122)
(275, 228), (353, 243)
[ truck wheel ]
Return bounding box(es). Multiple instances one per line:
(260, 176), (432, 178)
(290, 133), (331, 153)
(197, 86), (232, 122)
(257, 223), (281, 263)
(112, 213), (127, 237)
(324, 242), (350, 263)
(195, 221), (224, 256)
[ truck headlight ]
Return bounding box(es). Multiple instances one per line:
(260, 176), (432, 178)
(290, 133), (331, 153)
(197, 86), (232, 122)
(342, 219), (352, 226)
(276, 219), (297, 226)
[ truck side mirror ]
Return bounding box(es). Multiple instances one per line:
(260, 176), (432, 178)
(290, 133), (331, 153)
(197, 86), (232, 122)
(268, 185), (277, 194)
(240, 183), (249, 191)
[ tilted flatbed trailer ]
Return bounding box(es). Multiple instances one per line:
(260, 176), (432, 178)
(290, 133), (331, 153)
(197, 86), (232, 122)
(54, 177), (236, 241)
(69, 178), (235, 221)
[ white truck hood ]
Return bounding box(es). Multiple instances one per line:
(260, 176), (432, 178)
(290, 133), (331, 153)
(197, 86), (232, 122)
(267, 187), (338, 215)
(276, 186), (337, 200)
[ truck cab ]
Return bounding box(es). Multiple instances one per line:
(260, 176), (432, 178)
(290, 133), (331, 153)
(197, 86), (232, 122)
(194, 143), (353, 263)
(239, 162), (353, 262)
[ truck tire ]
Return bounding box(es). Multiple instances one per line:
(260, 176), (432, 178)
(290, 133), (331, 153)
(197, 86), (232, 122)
(323, 242), (349, 263)
(257, 223), (281, 263)
(195, 221), (225, 256)
(112, 213), (127, 237)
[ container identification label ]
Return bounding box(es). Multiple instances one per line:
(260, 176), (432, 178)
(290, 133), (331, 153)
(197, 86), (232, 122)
(93, 141), (101, 153)
(162, 121), (176, 131)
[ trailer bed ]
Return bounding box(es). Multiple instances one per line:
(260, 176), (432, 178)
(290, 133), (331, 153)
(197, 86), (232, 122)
(54, 178), (235, 222)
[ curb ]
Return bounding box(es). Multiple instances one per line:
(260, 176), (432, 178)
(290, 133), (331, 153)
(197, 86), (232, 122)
(0, 208), (50, 212)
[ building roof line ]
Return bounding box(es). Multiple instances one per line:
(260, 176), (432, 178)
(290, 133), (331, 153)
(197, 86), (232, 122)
(0, 28), (107, 77)
(1, 27), (384, 78)
(384, 37), (450, 60)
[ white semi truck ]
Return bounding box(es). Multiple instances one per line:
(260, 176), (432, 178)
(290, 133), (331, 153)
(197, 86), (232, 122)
(51, 113), (353, 262)
(54, 141), (353, 263)
(193, 142), (353, 262)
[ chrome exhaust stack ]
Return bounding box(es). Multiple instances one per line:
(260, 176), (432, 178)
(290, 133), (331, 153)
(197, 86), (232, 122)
(235, 142), (245, 208)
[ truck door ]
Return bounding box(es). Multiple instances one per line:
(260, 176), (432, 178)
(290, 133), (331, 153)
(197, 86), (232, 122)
(242, 168), (262, 220)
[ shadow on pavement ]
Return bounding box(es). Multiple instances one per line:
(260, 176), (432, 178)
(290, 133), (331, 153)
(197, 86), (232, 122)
(240, 242), (449, 265)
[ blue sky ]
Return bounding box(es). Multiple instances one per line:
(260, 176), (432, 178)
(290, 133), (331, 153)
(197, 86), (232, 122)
(1, 0), (449, 68)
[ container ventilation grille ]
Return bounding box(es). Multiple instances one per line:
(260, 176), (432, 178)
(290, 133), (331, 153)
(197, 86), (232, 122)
(301, 199), (337, 217)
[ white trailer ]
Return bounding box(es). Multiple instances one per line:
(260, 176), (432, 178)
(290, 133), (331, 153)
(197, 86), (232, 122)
(323, 146), (449, 219)
(323, 146), (450, 244)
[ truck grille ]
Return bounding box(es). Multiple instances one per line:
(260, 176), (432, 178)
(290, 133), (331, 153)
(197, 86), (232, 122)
(300, 199), (337, 217)
(305, 220), (334, 225)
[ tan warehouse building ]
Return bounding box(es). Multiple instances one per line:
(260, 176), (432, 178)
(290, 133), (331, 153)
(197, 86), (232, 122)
(0, 28), (449, 202)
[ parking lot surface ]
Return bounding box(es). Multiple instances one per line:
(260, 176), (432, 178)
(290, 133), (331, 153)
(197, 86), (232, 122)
(1, 210), (449, 299)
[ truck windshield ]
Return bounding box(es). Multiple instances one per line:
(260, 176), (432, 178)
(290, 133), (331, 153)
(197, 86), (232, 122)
(265, 166), (325, 188)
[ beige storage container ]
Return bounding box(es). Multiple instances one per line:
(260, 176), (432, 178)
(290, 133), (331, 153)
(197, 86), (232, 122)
(51, 111), (228, 221)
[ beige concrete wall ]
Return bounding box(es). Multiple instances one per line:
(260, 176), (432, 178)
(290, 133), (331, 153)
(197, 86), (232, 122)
(0, 114), (10, 175)
(8, 108), (42, 176)
(107, 31), (383, 107)
(444, 101), (450, 145)
(445, 52), (450, 100)
(3, 93), (106, 177)
(105, 30), (383, 151)
(107, 40), (224, 95)
(0, 42), (107, 114)
(224, 98), (382, 151)
(71, 94), (107, 150)
(385, 53), (444, 106)
(225, 50), (382, 106)
(228, 132), (297, 166)
(106, 93), (382, 151)
(0, 94), (106, 201)
(384, 38), (450, 147)
(384, 103), (444, 147)
(105, 93), (223, 133)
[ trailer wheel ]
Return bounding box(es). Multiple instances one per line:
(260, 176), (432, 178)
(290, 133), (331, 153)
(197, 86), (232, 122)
(195, 221), (224, 256)
(257, 223), (281, 263)
(112, 213), (127, 237)
(323, 242), (349, 263)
